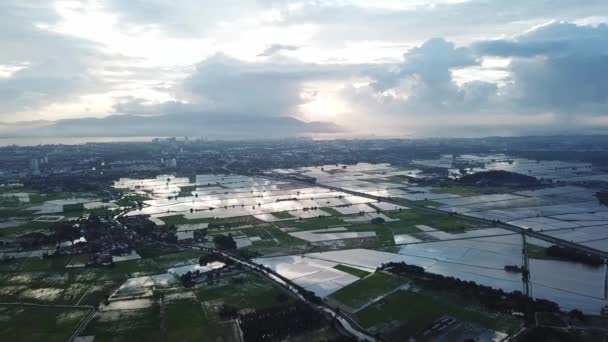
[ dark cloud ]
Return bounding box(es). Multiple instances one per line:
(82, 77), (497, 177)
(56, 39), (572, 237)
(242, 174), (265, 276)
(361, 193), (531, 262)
(371, 38), (476, 91)
(344, 21), (608, 125)
(111, 97), (193, 116)
(477, 22), (608, 114)
(475, 22), (608, 57)
(355, 38), (492, 116)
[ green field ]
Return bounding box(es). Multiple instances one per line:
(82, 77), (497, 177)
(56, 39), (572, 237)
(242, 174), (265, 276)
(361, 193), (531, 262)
(430, 186), (483, 197)
(63, 203), (85, 212)
(264, 226), (306, 247)
(114, 250), (201, 275)
(135, 243), (180, 258)
(289, 216), (346, 231)
(241, 226), (274, 239)
(0, 261), (125, 305)
(387, 209), (476, 233)
(164, 298), (207, 342)
(156, 215), (214, 225)
(0, 305), (90, 342)
(329, 272), (404, 309)
(526, 243), (549, 259)
(165, 297), (238, 342)
(333, 264), (371, 278)
(83, 302), (162, 342)
(28, 192), (96, 205)
(272, 211), (295, 219)
(354, 289), (521, 340)
(195, 272), (291, 310)
(320, 207), (342, 216)
(177, 185), (198, 198)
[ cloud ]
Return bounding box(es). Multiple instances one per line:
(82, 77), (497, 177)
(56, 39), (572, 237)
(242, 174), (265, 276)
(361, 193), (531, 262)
(3, 1), (608, 138)
(177, 53), (356, 116)
(349, 37), (493, 118)
(263, 0), (608, 45)
(105, 21), (608, 137)
(102, 0), (266, 36)
(0, 1), (110, 120)
(257, 44), (301, 57)
(476, 22), (608, 114)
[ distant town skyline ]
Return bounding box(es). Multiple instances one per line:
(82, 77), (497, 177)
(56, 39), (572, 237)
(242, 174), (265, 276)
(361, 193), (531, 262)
(1, 0), (608, 138)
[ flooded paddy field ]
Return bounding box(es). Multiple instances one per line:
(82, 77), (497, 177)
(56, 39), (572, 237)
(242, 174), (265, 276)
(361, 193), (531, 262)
(3, 158), (608, 341)
(114, 166), (608, 316)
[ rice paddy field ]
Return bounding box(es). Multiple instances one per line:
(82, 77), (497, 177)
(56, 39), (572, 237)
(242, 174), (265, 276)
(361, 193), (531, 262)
(0, 187), (116, 244)
(0, 305), (91, 342)
(110, 167), (608, 316)
(3, 157), (608, 340)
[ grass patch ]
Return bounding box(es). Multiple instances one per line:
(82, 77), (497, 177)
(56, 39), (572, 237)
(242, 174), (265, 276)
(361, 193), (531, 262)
(177, 186), (197, 198)
(165, 296), (239, 341)
(63, 203), (85, 212)
(290, 216), (346, 231)
(0, 208), (38, 220)
(354, 289), (521, 339)
(0, 305), (90, 342)
(115, 192), (149, 207)
(346, 224), (395, 246)
(329, 272), (404, 309)
(412, 199), (444, 207)
(0, 256), (74, 273)
(156, 215), (213, 226)
(83, 302), (161, 342)
(113, 250), (200, 276)
(526, 243), (550, 260)
(265, 226), (305, 246)
(320, 207), (342, 216)
(430, 186), (482, 197)
(28, 192), (94, 205)
(135, 243), (180, 258)
(271, 211), (294, 219)
(249, 240), (278, 249)
(333, 264), (371, 278)
(241, 226), (274, 239)
(164, 298), (207, 341)
(387, 209), (475, 233)
(195, 272), (290, 311)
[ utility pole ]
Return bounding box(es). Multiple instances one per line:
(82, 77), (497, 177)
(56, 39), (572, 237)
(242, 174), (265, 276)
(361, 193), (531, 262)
(602, 260), (608, 315)
(521, 232), (531, 298)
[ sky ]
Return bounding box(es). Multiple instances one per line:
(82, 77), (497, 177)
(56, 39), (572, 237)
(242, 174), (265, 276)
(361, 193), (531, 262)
(1, 0), (608, 138)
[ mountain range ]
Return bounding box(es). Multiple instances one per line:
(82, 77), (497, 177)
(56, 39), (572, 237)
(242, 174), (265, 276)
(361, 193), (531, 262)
(0, 113), (342, 139)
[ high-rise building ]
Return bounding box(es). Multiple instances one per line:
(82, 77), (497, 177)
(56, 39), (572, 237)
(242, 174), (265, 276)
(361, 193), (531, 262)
(30, 158), (40, 175)
(163, 157), (177, 168)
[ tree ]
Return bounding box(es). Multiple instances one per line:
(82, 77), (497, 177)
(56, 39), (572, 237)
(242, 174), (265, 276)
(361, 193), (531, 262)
(51, 222), (80, 244)
(213, 234), (237, 250)
(276, 292), (289, 303)
(371, 217), (385, 225)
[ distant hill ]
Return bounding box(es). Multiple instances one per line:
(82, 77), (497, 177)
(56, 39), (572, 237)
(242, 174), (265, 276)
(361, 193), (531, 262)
(0, 112), (343, 140)
(458, 170), (540, 187)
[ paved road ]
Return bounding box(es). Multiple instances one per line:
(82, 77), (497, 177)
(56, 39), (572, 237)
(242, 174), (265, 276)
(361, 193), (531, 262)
(66, 308), (97, 342)
(0, 302), (93, 309)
